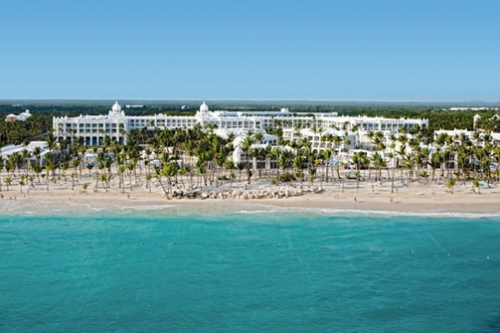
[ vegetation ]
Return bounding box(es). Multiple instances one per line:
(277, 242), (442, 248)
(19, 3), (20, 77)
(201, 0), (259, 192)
(1, 102), (500, 198)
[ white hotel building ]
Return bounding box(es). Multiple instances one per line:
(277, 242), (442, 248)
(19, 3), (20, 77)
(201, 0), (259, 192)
(53, 101), (428, 149)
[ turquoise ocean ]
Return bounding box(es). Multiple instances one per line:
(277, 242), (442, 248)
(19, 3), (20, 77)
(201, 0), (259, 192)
(1, 207), (499, 332)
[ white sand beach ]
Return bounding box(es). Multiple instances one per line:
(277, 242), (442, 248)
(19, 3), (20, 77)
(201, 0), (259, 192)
(1, 175), (499, 216)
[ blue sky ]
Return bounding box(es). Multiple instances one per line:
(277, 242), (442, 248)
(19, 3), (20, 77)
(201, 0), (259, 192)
(1, 0), (499, 101)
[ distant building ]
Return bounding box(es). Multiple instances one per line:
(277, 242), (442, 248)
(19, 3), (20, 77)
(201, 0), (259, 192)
(5, 109), (32, 123)
(5, 114), (17, 123)
(449, 107), (498, 111)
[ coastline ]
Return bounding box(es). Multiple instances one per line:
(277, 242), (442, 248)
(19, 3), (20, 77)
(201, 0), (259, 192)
(1, 179), (499, 218)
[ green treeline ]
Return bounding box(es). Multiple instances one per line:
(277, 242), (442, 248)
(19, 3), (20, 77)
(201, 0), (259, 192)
(0, 114), (52, 146)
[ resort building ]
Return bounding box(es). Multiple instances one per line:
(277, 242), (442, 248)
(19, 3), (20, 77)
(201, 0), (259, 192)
(53, 101), (429, 149)
(5, 109), (32, 123)
(0, 141), (50, 166)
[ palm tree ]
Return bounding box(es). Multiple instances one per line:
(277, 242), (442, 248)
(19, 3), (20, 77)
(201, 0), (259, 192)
(372, 131), (385, 151)
(176, 164), (187, 189)
(321, 149), (332, 183)
(280, 149), (294, 175)
(371, 152), (387, 184)
(235, 162), (244, 182)
(86, 163), (94, 177)
(292, 155), (304, 185)
(308, 168), (316, 187)
(471, 179), (481, 194)
(196, 158), (207, 189)
(0, 159), (3, 192)
(419, 170), (429, 185)
(127, 163), (135, 190)
(403, 153), (416, 183)
(447, 178), (457, 194)
(250, 147), (265, 179)
(99, 173), (109, 191)
(70, 172), (76, 190)
(164, 161), (179, 194)
(154, 167), (168, 196)
(253, 132), (264, 144)
(45, 165), (53, 191)
(71, 159), (80, 182)
(333, 135), (343, 154)
(4, 176), (12, 191)
(21, 149), (31, 177)
(354, 171), (362, 189)
(352, 151), (365, 172)
(241, 136), (255, 183)
(145, 174), (153, 193)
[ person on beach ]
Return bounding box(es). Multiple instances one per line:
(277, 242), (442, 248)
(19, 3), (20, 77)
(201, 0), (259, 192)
(354, 197), (357, 203)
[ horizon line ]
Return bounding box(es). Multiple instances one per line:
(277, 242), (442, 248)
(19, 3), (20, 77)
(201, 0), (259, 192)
(1, 98), (500, 106)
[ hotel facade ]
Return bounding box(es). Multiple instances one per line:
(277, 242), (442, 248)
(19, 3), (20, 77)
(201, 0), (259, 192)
(53, 101), (428, 150)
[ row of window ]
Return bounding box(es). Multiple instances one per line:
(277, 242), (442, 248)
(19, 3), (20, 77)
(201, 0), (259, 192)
(63, 130), (123, 134)
(63, 123), (120, 129)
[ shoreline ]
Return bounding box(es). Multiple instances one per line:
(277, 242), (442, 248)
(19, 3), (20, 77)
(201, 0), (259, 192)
(1, 179), (499, 217)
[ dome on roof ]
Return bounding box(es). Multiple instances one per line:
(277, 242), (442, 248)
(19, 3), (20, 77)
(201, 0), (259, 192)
(112, 101), (121, 112)
(200, 101), (209, 113)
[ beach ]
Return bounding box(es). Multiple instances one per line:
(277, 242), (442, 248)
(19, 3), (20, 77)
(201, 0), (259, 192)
(2, 176), (499, 216)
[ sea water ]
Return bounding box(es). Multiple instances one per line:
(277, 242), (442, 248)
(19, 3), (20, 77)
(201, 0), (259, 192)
(1, 209), (499, 332)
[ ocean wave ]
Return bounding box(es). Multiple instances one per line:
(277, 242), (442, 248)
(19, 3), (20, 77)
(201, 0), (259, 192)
(2, 199), (499, 220)
(313, 208), (500, 219)
(237, 209), (286, 214)
(233, 205), (500, 219)
(120, 205), (177, 211)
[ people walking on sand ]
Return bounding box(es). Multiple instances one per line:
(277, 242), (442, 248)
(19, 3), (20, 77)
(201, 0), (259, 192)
(354, 197), (357, 203)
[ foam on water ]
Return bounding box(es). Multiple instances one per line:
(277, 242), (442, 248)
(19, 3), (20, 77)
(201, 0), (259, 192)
(120, 204), (178, 212)
(314, 207), (500, 219)
(234, 205), (500, 219)
(2, 198), (499, 220)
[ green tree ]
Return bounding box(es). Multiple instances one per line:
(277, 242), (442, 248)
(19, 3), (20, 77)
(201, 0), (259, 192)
(4, 176), (12, 191)
(447, 178), (457, 194)
(471, 179), (480, 195)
